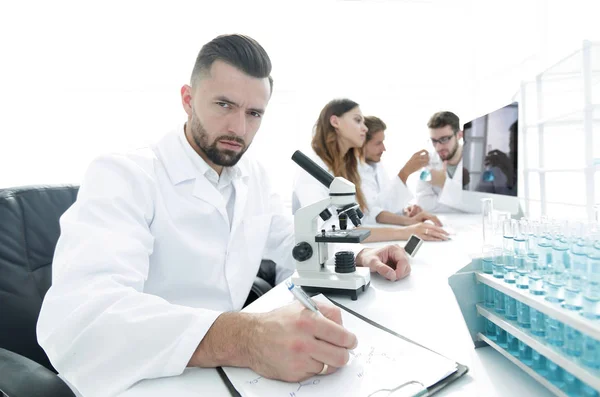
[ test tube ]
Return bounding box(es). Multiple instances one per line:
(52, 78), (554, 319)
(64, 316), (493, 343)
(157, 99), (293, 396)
(563, 325), (583, 358)
(563, 371), (580, 395)
(545, 315), (564, 347)
(503, 218), (517, 284)
(582, 223), (600, 319)
(506, 333), (519, 355)
(581, 335), (600, 370)
(485, 318), (496, 338)
(516, 300), (530, 328)
(518, 340), (532, 364)
(564, 221), (586, 310)
(482, 245), (494, 274)
(531, 350), (547, 372)
(514, 219), (530, 289)
(504, 294), (517, 321)
(492, 248), (505, 279)
(546, 359), (563, 385)
(545, 221), (568, 303)
(530, 307), (546, 337)
(482, 198), (494, 247)
(528, 221), (545, 294)
(494, 288), (505, 314)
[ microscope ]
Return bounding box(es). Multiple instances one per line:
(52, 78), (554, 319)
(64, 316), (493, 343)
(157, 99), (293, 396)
(290, 150), (371, 300)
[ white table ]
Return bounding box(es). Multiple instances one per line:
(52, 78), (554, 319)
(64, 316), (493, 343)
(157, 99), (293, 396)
(119, 214), (554, 397)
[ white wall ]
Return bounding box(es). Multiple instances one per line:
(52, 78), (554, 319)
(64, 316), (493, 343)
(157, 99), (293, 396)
(1, 0), (598, 214)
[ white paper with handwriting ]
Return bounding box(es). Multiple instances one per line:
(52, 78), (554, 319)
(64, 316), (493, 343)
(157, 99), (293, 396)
(222, 294), (457, 397)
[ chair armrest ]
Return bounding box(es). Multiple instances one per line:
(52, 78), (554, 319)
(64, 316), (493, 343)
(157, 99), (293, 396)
(0, 348), (75, 397)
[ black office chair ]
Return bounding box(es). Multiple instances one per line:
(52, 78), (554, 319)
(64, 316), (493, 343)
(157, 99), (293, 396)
(0, 184), (275, 397)
(0, 185), (79, 397)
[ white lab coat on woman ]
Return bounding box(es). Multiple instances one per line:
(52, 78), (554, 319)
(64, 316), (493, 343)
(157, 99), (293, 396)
(414, 158), (477, 213)
(36, 126), (295, 397)
(357, 161), (413, 225)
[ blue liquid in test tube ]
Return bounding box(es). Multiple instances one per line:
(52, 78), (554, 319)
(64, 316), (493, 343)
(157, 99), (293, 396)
(515, 219), (530, 289)
(516, 301), (530, 328)
(529, 221), (550, 295)
(496, 327), (507, 347)
(545, 316), (564, 347)
(563, 371), (580, 395)
(518, 340), (532, 365)
(506, 333), (519, 355)
(485, 318), (496, 338)
(504, 294), (517, 320)
(564, 222), (587, 310)
(546, 359), (564, 385)
(582, 227), (600, 320)
(503, 219), (517, 284)
(545, 221), (569, 303)
(494, 289), (505, 314)
(530, 307), (546, 337)
(581, 335), (600, 370)
(531, 350), (547, 374)
(484, 285), (494, 308)
(563, 326), (582, 358)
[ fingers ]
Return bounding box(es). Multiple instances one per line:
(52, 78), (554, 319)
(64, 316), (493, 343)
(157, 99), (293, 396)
(410, 205), (422, 217)
(427, 214), (443, 226)
(385, 245), (411, 279)
(315, 302), (343, 326)
(372, 259), (397, 281)
(312, 315), (358, 350)
(416, 224), (449, 241)
(309, 339), (350, 370)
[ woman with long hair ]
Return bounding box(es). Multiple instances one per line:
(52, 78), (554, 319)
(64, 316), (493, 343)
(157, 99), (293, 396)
(293, 98), (449, 242)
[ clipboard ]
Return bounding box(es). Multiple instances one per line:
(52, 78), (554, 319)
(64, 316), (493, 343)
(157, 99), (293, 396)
(218, 297), (468, 397)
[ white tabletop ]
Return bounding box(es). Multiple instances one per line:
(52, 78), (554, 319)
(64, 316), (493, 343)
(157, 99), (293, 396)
(118, 214), (554, 397)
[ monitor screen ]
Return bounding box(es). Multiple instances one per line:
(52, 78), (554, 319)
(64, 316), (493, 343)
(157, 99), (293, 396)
(462, 102), (518, 197)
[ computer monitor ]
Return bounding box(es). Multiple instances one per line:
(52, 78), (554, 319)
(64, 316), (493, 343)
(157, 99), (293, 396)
(461, 102), (521, 216)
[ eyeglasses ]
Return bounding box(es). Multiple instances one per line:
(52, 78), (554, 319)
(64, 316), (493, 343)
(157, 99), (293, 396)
(430, 134), (455, 145)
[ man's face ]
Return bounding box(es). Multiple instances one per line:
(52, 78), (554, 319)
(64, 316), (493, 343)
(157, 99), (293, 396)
(181, 60), (271, 167)
(363, 130), (386, 163)
(429, 125), (460, 161)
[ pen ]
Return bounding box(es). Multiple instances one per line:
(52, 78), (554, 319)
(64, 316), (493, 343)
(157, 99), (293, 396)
(285, 280), (324, 317)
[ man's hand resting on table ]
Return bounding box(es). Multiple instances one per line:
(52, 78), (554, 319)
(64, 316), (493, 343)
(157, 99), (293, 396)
(356, 244), (411, 281)
(188, 301), (357, 382)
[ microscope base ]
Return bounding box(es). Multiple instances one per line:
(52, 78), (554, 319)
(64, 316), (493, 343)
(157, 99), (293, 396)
(299, 283), (370, 301)
(291, 266), (371, 301)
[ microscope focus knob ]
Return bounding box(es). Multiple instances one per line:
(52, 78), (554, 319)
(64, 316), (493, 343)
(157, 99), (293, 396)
(319, 208), (332, 221)
(293, 242), (313, 262)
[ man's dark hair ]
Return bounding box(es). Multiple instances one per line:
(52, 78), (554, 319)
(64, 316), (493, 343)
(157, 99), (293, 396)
(427, 111), (460, 133)
(364, 116), (387, 142)
(191, 34), (273, 92)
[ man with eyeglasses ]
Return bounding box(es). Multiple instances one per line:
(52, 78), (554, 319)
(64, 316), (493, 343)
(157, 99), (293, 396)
(414, 111), (471, 213)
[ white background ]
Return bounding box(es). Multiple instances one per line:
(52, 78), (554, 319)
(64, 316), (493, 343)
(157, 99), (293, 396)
(1, 0), (598, 217)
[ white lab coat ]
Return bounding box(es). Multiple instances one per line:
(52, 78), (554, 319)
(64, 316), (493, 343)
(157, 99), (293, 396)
(36, 126), (295, 397)
(357, 161), (413, 225)
(414, 158), (477, 213)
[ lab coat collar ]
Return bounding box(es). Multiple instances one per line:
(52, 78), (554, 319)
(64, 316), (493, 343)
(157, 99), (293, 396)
(155, 125), (251, 232)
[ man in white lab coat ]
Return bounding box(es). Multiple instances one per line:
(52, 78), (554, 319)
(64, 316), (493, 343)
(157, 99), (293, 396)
(359, 115), (441, 226)
(414, 111), (473, 213)
(36, 34), (411, 397)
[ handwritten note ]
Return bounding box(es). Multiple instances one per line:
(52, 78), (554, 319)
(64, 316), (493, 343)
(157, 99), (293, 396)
(222, 295), (457, 397)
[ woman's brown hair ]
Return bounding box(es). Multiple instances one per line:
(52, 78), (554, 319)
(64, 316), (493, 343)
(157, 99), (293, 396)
(312, 98), (367, 211)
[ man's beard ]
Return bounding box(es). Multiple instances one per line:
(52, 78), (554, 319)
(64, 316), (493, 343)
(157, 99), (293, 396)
(190, 109), (249, 167)
(439, 141), (458, 161)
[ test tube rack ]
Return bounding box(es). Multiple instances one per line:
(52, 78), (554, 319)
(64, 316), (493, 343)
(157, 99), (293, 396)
(449, 258), (600, 396)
